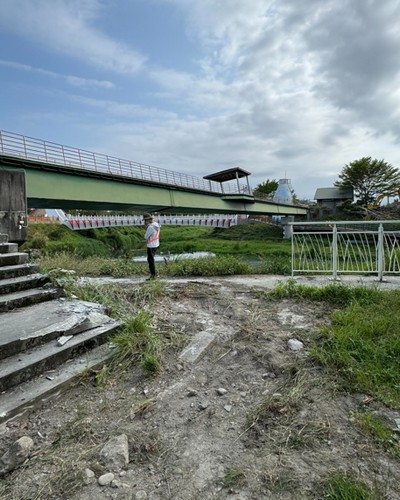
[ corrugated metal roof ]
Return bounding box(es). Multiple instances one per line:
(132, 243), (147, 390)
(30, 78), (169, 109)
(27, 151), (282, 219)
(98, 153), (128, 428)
(314, 187), (353, 200)
(203, 167), (250, 182)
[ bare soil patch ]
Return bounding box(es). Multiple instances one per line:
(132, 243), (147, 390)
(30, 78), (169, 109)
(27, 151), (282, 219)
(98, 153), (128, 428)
(1, 278), (399, 499)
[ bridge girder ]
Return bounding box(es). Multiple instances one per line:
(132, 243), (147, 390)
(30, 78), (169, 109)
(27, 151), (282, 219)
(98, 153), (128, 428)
(1, 159), (308, 217)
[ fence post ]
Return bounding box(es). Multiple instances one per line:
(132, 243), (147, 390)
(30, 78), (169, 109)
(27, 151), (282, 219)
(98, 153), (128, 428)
(377, 223), (384, 281)
(332, 224), (338, 280)
(291, 227), (295, 277)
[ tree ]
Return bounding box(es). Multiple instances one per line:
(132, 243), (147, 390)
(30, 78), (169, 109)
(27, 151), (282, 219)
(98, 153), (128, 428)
(253, 179), (278, 197)
(335, 157), (400, 206)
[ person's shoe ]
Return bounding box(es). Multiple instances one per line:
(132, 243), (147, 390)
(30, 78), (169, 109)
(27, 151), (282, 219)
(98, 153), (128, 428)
(146, 275), (156, 281)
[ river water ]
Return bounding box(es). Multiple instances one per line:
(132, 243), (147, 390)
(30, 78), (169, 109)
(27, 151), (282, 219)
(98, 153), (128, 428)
(132, 251), (215, 262)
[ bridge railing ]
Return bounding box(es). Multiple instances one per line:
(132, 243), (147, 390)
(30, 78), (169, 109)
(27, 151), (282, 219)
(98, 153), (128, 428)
(0, 130), (240, 194)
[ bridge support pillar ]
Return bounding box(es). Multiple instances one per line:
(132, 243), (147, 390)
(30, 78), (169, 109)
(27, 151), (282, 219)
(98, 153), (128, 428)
(281, 216), (294, 239)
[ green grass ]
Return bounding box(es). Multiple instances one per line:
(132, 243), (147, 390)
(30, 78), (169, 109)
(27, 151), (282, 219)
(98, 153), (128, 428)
(108, 311), (161, 375)
(321, 472), (384, 499)
(350, 411), (400, 459)
(25, 221), (294, 277)
(266, 280), (400, 408)
(266, 279), (381, 306)
(221, 468), (246, 489)
(311, 292), (400, 407)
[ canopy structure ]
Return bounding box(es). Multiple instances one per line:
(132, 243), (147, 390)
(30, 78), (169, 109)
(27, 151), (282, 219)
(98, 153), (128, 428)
(203, 167), (252, 195)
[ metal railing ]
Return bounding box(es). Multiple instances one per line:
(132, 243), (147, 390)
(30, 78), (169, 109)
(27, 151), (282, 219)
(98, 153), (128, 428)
(0, 130), (241, 194)
(52, 212), (238, 231)
(291, 220), (400, 281)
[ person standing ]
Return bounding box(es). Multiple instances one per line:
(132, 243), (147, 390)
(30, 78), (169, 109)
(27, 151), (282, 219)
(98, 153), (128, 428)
(143, 213), (160, 279)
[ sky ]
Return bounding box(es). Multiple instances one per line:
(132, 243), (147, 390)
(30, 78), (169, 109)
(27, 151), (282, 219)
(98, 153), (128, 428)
(1, 0), (400, 201)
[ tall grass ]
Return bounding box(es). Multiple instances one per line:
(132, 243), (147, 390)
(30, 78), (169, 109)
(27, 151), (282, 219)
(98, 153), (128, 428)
(109, 311), (161, 375)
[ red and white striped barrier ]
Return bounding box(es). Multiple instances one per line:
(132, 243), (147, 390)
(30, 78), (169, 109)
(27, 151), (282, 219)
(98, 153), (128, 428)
(59, 213), (239, 231)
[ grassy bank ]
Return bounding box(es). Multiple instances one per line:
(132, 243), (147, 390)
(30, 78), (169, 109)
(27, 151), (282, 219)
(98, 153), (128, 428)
(23, 222), (292, 276)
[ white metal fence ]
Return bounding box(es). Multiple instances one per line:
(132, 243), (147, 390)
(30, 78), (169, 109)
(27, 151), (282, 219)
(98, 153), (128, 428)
(291, 220), (400, 281)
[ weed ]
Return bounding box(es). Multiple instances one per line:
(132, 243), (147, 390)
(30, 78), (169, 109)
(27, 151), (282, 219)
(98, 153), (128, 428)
(68, 280), (166, 318)
(261, 469), (300, 493)
(320, 471), (384, 499)
(221, 468), (246, 489)
(311, 291), (400, 407)
(94, 364), (111, 386)
(166, 255), (252, 276)
(131, 398), (156, 419)
(284, 418), (331, 449)
(128, 431), (163, 464)
(266, 279), (380, 306)
(350, 411), (400, 459)
(245, 370), (311, 438)
(52, 407), (100, 447)
(109, 311), (161, 375)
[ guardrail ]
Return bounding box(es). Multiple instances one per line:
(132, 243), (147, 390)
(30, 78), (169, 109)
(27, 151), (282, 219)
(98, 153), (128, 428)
(28, 212), (239, 230)
(0, 130), (240, 194)
(291, 220), (400, 281)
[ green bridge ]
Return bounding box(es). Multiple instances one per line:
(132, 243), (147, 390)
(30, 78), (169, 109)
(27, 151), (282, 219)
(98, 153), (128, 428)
(0, 130), (307, 217)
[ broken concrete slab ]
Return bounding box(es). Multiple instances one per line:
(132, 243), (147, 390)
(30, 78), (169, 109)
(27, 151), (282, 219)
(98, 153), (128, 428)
(0, 299), (113, 359)
(179, 331), (216, 364)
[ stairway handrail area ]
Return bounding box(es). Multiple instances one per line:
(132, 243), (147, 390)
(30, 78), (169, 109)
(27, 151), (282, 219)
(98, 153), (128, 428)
(0, 130), (237, 194)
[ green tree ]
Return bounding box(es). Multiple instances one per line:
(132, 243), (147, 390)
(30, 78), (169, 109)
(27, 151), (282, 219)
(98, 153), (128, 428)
(253, 179), (278, 197)
(335, 157), (400, 206)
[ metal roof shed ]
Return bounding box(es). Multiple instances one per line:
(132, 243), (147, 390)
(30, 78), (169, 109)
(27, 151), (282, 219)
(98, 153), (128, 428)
(203, 167), (252, 195)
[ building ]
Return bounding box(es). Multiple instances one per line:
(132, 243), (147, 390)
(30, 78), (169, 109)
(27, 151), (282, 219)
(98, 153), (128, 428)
(314, 187), (353, 217)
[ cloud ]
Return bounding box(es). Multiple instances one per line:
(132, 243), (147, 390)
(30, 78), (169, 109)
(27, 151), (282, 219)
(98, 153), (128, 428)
(0, 0), (146, 74)
(70, 94), (177, 120)
(0, 59), (114, 88)
(4, 0), (400, 199)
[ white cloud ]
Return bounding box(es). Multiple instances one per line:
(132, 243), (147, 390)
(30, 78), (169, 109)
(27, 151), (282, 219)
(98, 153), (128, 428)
(4, 0), (400, 199)
(0, 0), (146, 74)
(0, 59), (114, 88)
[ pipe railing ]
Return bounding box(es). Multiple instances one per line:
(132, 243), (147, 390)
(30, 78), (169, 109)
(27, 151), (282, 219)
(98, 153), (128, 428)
(0, 130), (242, 194)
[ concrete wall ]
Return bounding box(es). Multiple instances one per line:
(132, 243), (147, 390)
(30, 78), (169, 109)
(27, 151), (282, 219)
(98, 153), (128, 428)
(0, 170), (27, 242)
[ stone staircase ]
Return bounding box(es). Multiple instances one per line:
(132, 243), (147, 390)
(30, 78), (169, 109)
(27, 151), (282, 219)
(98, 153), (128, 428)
(0, 233), (122, 424)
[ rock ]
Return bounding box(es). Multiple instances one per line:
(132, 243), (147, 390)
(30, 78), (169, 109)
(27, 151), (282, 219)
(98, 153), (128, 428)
(84, 468), (96, 485)
(186, 388), (198, 397)
(217, 388), (227, 395)
(135, 490), (148, 499)
(224, 405), (232, 413)
(100, 434), (129, 469)
(0, 436), (34, 476)
(98, 472), (115, 486)
(288, 338), (304, 351)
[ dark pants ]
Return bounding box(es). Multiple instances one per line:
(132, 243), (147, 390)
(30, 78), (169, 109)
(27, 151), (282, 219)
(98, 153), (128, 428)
(147, 247), (157, 277)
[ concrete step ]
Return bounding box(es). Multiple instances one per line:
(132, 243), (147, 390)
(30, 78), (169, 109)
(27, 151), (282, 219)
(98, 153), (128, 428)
(0, 242), (18, 254)
(0, 252), (28, 267)
(0, 263), (38, 280)
(0, 287), (60, 313)
(0, 321), (121, 392)
(0, 343), (116, 424)
(0, 273), (48, 296)
(0, 298), (122, 360)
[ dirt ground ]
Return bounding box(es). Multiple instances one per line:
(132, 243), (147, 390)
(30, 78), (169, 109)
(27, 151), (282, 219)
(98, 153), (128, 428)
(1, 277), (399, 500)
